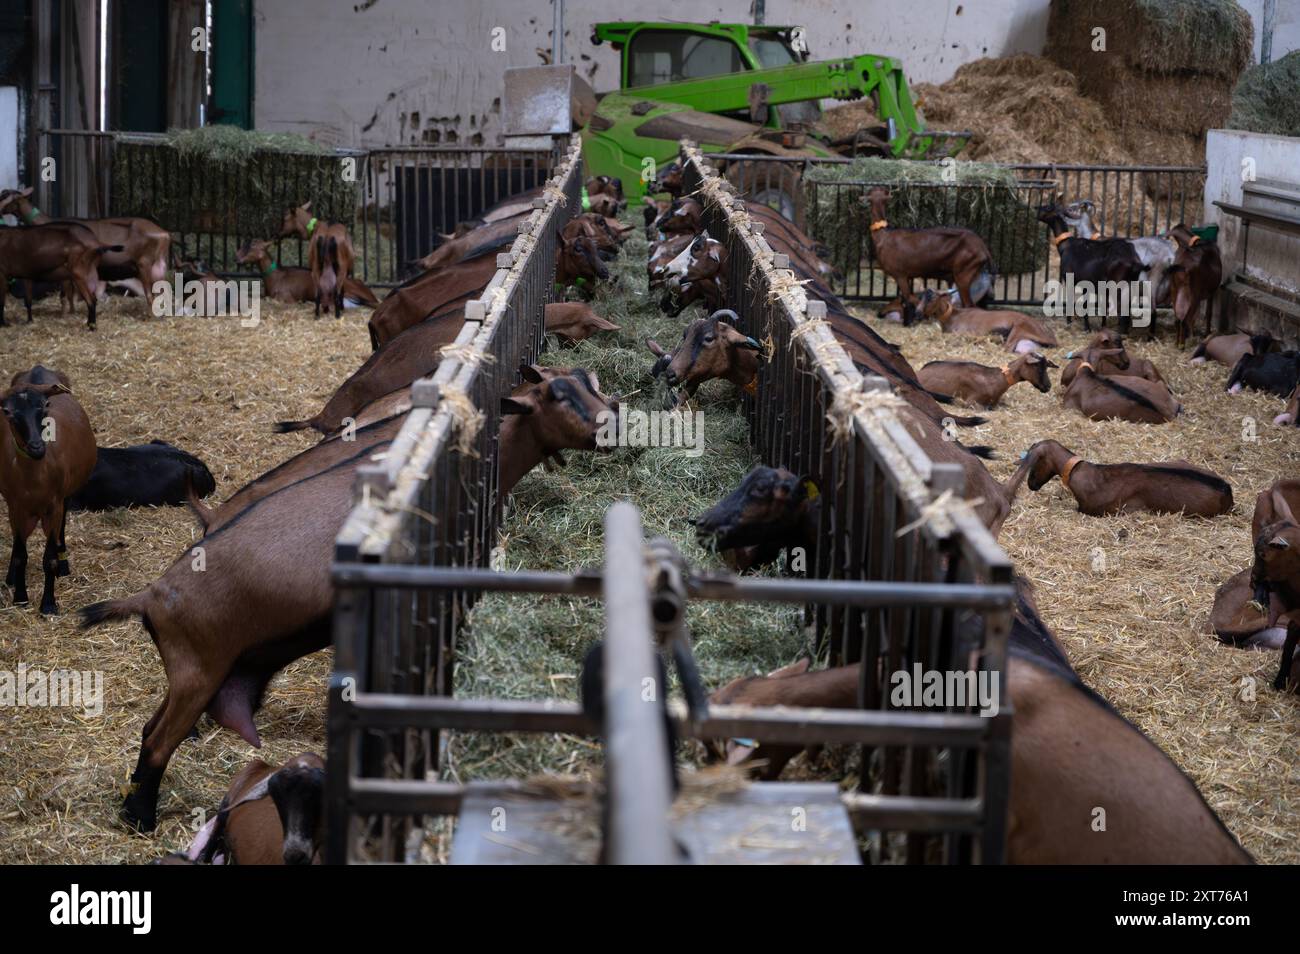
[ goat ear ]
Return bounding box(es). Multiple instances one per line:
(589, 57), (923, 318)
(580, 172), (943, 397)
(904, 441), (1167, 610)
(301, 201), (312, 212)
(518, 364), (545, 384)
(20, 186), (33, 197)
(1268, 535), (1291, 550)
(1045, 358), (1060, 369)
(645, 337), (667, 358)
(500, 396), (534, 416)
(1271, 489), (1297, 526)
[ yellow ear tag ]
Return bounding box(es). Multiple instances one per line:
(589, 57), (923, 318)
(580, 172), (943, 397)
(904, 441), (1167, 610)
(803, 480), (819, 500)
(742, 378), (758, 396)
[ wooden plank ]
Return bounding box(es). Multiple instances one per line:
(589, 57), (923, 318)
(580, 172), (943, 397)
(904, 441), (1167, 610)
(673, 782), (860, 865)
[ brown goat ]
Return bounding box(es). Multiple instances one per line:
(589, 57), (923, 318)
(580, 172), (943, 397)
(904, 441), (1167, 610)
(235, 240), (379, 310)
(191, 753), (326, 865)
(275, 306), (469, 435)
(1165, 225), (1224, 349)
(415, 213), (527, 272)
(710, 659), (857, 778)
(545, 301), (621, 343)
(94, 386), (571, 835)
(864, 186), (995, 314)
(1058, 345), (1167, 389)
(555, 231), (610, 298)
(0, 222), (119, 328)
(919, 290), (1058, 352)
(279, 202), (356, 317)
(645, 310), (763, 409)
(0, 187), (170, 312)
(1210, 567), (1296, 650)
(918, 353), (1055, 409)
(1191, 331), (1275, 369)
(1061, 360), (1181, 424)
(365, 248), (499, 350)
(1, 370), (97, 614)
(499, 366), (619, 494)
(1019, 439), (1231, 516)
(712, 585), (1251, 863)
(1249, 487), (1300, 692)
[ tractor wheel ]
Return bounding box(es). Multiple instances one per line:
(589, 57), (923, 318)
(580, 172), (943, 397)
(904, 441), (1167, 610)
(725, 161), (806, 230)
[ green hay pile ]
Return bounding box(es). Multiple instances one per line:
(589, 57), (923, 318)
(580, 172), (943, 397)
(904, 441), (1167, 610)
(109, 126), (359, 240)
(1229, 50), (1300, 137)
(448, 220), (808, 782)
(804, 157), (1047, 275)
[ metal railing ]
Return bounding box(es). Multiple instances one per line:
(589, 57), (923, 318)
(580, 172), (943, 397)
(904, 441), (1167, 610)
(684, 142), (1016, 862)
(29, 130), (561, 287)
(708, 152), (1206, 305)
(327, 135), (584, 863)
(324, 137), (1016, 865)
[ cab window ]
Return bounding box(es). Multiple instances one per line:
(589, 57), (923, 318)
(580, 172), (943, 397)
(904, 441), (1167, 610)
(627, 30), (744, 86)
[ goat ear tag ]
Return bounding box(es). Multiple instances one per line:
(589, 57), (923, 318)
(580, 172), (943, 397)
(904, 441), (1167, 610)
(742, 378), (758, 396)
(803, 479), (820, 500)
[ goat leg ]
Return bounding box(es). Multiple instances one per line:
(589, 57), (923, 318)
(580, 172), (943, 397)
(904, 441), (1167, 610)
(56, 507), (70, 577)
(124, 675), (215, 832)
(1273, 621), (1299, 691)
(6, 532), (27, 601)
(38, 530), (59, 615)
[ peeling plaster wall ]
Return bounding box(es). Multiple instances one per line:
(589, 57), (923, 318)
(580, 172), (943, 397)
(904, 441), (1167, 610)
(252, 0), (1050, 149)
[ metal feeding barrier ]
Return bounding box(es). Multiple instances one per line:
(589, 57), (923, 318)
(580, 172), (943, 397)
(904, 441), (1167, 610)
(32, 130), (560, 287)
(327, 134), (583, 861)
(712, 152), (1205, 305)
(325, 135), (1016, 865)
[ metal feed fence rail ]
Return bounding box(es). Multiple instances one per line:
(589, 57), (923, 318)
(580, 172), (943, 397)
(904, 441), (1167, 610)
(713, 153), (1205, 306)
(30, 130), (560, 287)
(683, 141), (1016, 863)
(326, 135), (584, 862)
(321, 134), (1016, 865)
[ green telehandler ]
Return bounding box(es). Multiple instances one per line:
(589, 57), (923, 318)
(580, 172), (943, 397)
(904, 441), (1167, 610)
(579, 21), (970, 215)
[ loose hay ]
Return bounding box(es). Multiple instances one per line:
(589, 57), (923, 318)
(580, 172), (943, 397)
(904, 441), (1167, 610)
(446, 216), (810, 790)
(1229, 50), (1300, 138)
(851, 305), (1300, 863)
(0, 293), (371, 863)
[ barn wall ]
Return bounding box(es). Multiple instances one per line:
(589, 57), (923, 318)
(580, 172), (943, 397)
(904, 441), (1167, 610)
(250, 0), (1051, 149)
(1238, 0), (1300, 63)
(1205, 128), (1300, 296)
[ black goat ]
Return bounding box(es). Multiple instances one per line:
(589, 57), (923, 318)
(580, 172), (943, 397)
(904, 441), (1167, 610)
(1227, 350), (1300, 398)
(1038, 204), (1145, 332)
(68, 440), (216, 512)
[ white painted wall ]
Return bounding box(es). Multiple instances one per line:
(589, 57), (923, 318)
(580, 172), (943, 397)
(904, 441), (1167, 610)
(0, 87), (17, 190)
(251, 0), (1051, 149)
(1237, 0), (1300, 63)
(1204, 128), (1300, 294)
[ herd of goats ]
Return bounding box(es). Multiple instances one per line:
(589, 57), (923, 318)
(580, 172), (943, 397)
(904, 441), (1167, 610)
(0, 155), (1295, 864)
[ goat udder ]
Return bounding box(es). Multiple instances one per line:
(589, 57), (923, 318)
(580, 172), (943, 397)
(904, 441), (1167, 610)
(206, 671), (265, 748)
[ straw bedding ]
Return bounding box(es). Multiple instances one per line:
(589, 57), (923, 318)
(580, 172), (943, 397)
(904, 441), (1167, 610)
(0, 294), (370, 863)
(850, 305), (1300, 864)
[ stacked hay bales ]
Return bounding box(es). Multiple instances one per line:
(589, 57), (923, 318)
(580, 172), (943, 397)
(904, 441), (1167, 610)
(1046, 0), (1254, 198)
(1229, 49), (1300, 137)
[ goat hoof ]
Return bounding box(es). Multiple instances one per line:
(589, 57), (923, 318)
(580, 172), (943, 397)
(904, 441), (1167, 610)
(56, 560), (70, 578)
(1274, 676), (1288, 692)
(39, 600), (57, 616)
(120, 801), (157, 834)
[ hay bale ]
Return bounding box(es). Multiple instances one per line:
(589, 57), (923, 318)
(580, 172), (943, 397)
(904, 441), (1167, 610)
(804, 157), (1046, 274)
(1046, 0), (1253, 175)
(910, 55), (1133, 164)
(110, 126), (360, 237)
(1229, 50), (1300, 137)
(1048, 0), (1253, 84)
